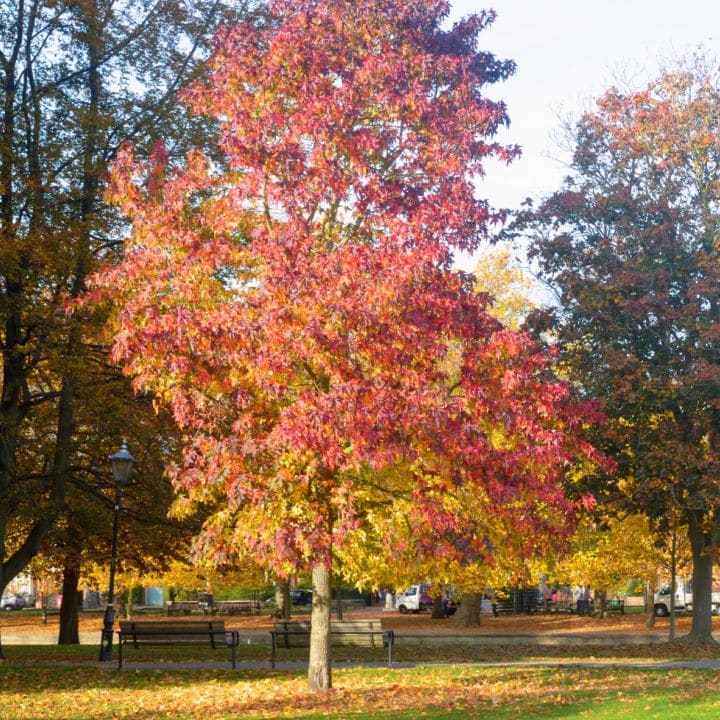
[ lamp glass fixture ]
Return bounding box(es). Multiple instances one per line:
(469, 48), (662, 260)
(108, 440), (137, 485)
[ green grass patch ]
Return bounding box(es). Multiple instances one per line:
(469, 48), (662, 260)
(1, 661), (720, 719)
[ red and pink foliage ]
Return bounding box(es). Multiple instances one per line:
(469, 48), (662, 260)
(94, 0), (606, 582)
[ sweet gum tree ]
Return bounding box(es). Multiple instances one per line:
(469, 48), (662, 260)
(96, 0), (606, 690)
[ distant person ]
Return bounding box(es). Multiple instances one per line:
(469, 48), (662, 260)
(576, 586), (585, 616)
(484, 590), (498, 617)
(547, 586), (556, 610)
(442, 594), (457, 617)
(538, 579), (548, 611)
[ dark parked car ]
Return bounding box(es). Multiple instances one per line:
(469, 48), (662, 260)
(289, 590), (313, 606)
(265, 589), (313, 607)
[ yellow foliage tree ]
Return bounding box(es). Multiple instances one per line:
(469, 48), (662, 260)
(551, 515), (662, 615)
(473, 242), (543, 330)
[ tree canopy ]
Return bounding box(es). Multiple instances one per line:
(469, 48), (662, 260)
(96, 0), (607, 689)
(510, 55), (720, 642)
(0, 0), (255, 655)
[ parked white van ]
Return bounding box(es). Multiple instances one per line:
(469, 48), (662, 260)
(653, 578), (720, 616)
(396, 585), (433, 614)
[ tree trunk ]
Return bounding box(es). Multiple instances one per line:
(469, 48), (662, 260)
(645, 578), (656, 629)
(669, 540), (678, 641)
(58, 556), (80, 645)
(274, 580), (291, 620)
(125, 587), (133, 620)
(596, 588), (607, 618)
(335, 580), (343, 620)
(685, 512), (716, 643)
(308, 563), (332, 691)
(454, 592), (482, 627)
(431, 595), (445, 619)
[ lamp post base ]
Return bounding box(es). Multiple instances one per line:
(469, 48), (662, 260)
(99, 605), (115, 661)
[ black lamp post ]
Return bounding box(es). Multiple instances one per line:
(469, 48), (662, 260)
(99, 441), (136, 662)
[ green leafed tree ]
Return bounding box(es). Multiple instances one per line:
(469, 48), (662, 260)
(0, 0), (255, 656)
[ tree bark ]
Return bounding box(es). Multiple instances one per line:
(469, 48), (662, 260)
(308, 563), (332, 691)
(335, 580), (343, 620)
(596, 588), (607, 618)
(454, 592), (482, 627)
(645, 577), (656, 629)
(125, 586), (134, 620)
(685, 512), (716, 643)
(431, 595), (445, 619)
(58, 555), (81, 645)
(274, 580), (291, 620)
(669, 536), (678, 641)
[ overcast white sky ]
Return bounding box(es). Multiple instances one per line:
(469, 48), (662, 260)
(448, 0), (718, 212)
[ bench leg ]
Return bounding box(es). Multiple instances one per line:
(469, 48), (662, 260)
(118, 640), (123, 669)
(271, 633), (276, 669)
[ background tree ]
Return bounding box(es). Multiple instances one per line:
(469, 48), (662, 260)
(510, 55), (720, 642)
(148, 555), (268, 600)
(0, 0), (256, 656)
(553, 514), (660, 617)
(98, 0), (607, 691)
(472, 241), (542, 330)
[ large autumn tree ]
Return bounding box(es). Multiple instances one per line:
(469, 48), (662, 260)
(510, 57), (720, 642)
(0, 0), (255, 655)
(98, 0), (607, 690)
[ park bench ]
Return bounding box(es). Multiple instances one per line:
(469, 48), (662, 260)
(270, 619), (394, 668)
(117, 620), (240, 669)
(166, 600), (209, 616)
(545, 599), (573, 613)
(214, 599), (260, 615)
(603, 599), (625, 615)
(337, 598), (367, 610)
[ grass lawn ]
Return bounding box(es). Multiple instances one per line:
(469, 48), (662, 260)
(3, 611), (720, 718)
(1, 650), (720, 719)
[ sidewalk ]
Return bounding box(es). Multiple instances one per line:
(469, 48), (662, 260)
(0, 629), (101, 645)
(0, 629), (273, 645)
(0, 627), (681, 646)
(0, 607), (708, 647)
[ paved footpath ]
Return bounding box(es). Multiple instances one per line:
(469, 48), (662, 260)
(0, 629), (101, 645)
(4, 658), (720, 671)
(1, 628), (719, 672)
(0, 628), (685, 646)
(3, 622), (718, 672)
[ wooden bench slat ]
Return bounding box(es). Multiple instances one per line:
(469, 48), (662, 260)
(214, 600), (261, 615)
(166, 600), (208, 616)
(270, 619), (394, 667)
(117, 621), (239, 669)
